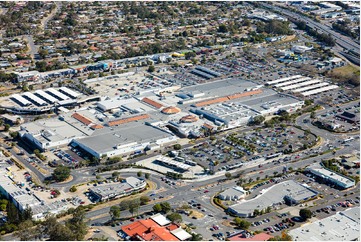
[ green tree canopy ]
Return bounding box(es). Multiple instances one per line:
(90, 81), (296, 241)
(166, 212), (182, 223)
(233, 217), (251, 229)
(109, 206), (121, 220)
(299, 208), (312, 221)
(52, 166), (71, 182)
(153, 203), (162, 213)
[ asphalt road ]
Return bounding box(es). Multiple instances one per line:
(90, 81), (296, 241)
(261, 3), (360, 64)
(42, 2), (62, 30)
(2, 94), (358, 240)
(25, 35), (38, 60)
(82, 99), (360, 225)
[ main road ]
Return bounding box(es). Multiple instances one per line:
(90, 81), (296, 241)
(260, 3), (360, 64)
(84, 99), (360, 224)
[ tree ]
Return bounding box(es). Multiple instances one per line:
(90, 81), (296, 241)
(266, 206), (272, 213)
(253, 209), (260, 217)
(21, 206), (33, 221)
(218, 24), (228, 33)
(15, 220), (38, 241)
(145, 173), (150, 179)
(109, 206), (121, 220)
(65, 206), (88, 240)
(225, 172), (232, 180)
(52, 166), (71, 182)
(112, 171), (120, 179)
(38, 49), (48, 59)
(166, 212), (182, 223)
(249, 115), (265, 125)
(160, 202), (171, 213)
(185, 51), (196, 60)
(310, 111), (316, 119)
(233, 217), (251, 229)
(0, 199), (8, 211)
(7, 202), (20, 225)
(153, 203), (162, 213)
(140, 196), (150, 205)
(69, 186), (77, 192)
(4, 124), (10, 131)
(191, 233), (203, 241)
(9, 131), (19, 139)
(268, 231), (292, 241)
(299, 208), (312, 221)
(137, 171), (143, 177)
(304, 99), (313, 106)
(173, 144), (182, 150)
(147, 65), (155, 72)
(42, 216), (73, 241)
(129, 199), (140, 216)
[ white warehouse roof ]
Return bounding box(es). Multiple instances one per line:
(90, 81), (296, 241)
(289, 207), (360, 241)
(274, 77), (311, 88)
(171, 228), (192, 241)
(282, 79), (321, 91)
(151, 213), (171, 226)
(301, 85), (338, 96)
(267, 75), (303, 85)
(292, 82), (329, 93)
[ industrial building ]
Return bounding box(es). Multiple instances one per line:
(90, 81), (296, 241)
(19, 117), (87, 150)
(18, 76), (308, 158)
(89, 177), (146, 201)
(218, 186), (248, 201)
(306, 163), (355, 189)
(289, 207), (360, 241)
(228, 180), (318, 217)
(0, 170), (67, 220)
(336, 111), (359, 124)
(120, 213), (191, 241)
(72, 122), (178, 158)
(154, 156), (192, 172)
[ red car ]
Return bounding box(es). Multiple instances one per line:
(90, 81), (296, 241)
(204, 190), (209, 193)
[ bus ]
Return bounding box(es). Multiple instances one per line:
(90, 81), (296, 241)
(265, 152), (282, 160)
(342, 137), (355, 144)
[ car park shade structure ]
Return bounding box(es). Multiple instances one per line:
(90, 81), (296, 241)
(34, 90), (59, 104)
(46, 88), (71, 101)
(274, 77), (311, 88)
(292, 82), (329, 93)
(11, 94), (31, 106)
(22, 92), (48, 106)
(266, 75), (303, 85)
(281, 79), (321, 91)
(301, 85), (338, 96)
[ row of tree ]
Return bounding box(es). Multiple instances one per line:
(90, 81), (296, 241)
(15, 206), (88, 241)
(257, 20), (294, 35)
(295, 20), (336, 46)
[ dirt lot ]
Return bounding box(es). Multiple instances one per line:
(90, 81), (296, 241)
(187, 209), (205, 219)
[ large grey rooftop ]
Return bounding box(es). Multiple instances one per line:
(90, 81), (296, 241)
(76, 123), (174, 154)
(241, 93), (302, 112)
(289, 207), (360, 241)
(21, 118), (87, 143)
(229, 180), (318, 215)
(179, 78), (257, 97)
(89, 177), (144, 198)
